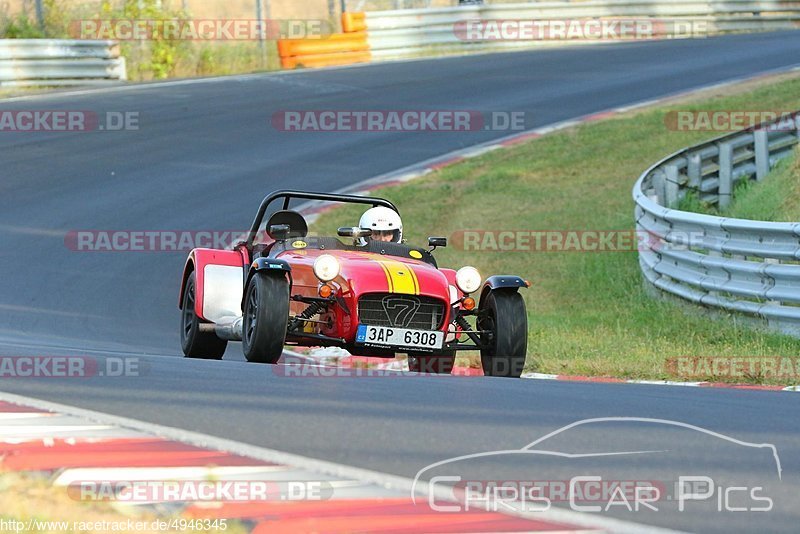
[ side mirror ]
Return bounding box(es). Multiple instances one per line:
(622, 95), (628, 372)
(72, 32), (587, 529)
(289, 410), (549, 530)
(428, 237), (447, 249)
(268, 224), (291, 241)
(338, 227), (373, 239)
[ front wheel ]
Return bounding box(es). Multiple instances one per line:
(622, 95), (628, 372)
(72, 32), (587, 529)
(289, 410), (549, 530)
(242, 272), (289, 364)
(477, 289), (527, 378)
(181, 271), (227, 359)
(407, 351), (456, 374)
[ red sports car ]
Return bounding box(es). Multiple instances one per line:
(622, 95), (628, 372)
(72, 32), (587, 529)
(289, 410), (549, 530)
(179, 190), (529, 377)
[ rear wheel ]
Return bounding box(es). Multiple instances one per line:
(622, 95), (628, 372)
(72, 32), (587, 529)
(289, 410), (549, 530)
(477, 289), (527, 378)
(181, 271), (227, 359)
(242, 272), (289, 364)
(407, 351), (456, 374)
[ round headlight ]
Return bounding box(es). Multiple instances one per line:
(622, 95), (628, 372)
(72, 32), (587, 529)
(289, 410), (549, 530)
(455, 266), (482, 294)
(313, 254), (341, 282)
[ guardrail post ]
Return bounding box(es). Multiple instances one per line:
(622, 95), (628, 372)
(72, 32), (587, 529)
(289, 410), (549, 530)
(754, 129), (769, 181)
(35, 0), (44, 32)
(687, 152), (702, 188)
(652, 169), (665, 206)
(256, 0), (268, 68)
(718, 141), (733, 209)
(795, 113), (800, 142)
(664, 164), (680, 207)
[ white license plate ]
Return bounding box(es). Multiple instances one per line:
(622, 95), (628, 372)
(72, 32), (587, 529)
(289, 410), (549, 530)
(356, 325), (444, 351)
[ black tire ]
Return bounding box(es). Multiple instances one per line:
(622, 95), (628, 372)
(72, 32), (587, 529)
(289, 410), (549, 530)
(181, 271), (227, 359)
(407, 351), (456, 374)
(477, 289), (527, 378)
(242, 271), (289, 364)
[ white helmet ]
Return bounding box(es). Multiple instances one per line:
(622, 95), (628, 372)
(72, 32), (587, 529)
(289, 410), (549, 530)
(358, 206), (403, 245)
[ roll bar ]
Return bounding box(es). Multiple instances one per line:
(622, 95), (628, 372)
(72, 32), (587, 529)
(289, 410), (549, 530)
(246, 190), (399, 248)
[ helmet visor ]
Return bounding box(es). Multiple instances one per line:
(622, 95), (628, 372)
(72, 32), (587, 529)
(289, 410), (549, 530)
(370, 229), (401, 243)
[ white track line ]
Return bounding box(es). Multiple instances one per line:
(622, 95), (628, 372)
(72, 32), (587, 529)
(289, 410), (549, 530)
(0, 391), (685, 534)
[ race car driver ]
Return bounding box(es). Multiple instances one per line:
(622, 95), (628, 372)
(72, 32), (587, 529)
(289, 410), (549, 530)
(358, 206), (403, 244)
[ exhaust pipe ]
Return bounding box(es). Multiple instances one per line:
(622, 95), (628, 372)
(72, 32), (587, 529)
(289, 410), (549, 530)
(199, 318), (243, 341)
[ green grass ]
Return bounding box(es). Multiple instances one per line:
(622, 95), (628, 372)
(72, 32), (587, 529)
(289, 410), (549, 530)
(681, 150), (800, 221)
(313, 76), (800, 384)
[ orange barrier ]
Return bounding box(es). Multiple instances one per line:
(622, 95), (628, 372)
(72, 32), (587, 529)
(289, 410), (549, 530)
(277, 32), (368, 58)
(342, 12), (367, 33)
(277, 14), (370, 70)
(280, 51), (372, 70)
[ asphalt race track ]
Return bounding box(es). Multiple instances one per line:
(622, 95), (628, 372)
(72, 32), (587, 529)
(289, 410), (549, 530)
(2, 31), (800, 532)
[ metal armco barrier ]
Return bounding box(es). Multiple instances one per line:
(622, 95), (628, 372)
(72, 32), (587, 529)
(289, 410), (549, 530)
(331, 0), (800, 64)
(0, 39), (126, 87)
(634, 113), (800, 335)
